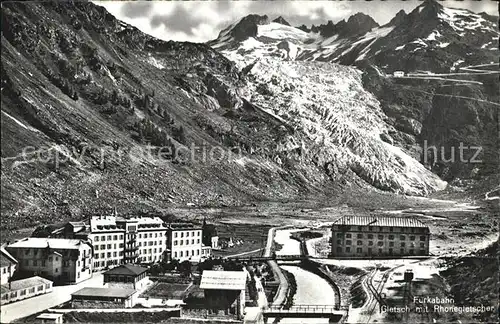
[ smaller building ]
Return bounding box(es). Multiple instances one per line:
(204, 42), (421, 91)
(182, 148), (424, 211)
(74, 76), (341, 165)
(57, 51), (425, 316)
(393, 71), (405, 77)
(201, 245), (212, 259)
(103, 264), (148, 291)
(35, 313), (64, 323)
(7, 238), (93, 284)
(0, 246), (18, 285)
(200, 270), (247, 319)
(1, 276), (53, 305)
(71, 287), (136, 308)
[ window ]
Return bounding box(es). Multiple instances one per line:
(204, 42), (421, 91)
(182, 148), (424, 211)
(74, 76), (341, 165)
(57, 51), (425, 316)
(346, 240), (352, 245)
(389, 227), (393, 232)
(346, 234), (352, 238)
(389, 248), (393, 255)
(119, 243), (124, 248)
(357, 240), (362, 246)
(410, 236), (415, 241)
(95, 245), (99, 251)
(345, 247), (351, 252)
(409, 249), (415, 255)
(368, 234), (373, 239)
(389, 242), (394, 247)
(379, 226), (383, 232)
(378, 235), (383, 240)
(368, 226), (373, 231)
(180, 240), (184, 246)
(33, 260), (38, 266)
(94, 254), (99, 259)
(420, 236), (426, 241)
(100, 244), (105, 249)
(356, 247), (362, 253)
(20, 290), (26, 296)
(368, 241), (374, 246)
(101, 235), (106, 241)
(420, 243), (425, 248)
(419, 250), (425, 255)
(10, 291), (17, 298)
(377, 241), (383, 246)
(197, 250), (200, 255)
(107, 253), (111, 258)
(174, 241), (178, 246)
(400, 248), (405, 254)
(197, 239), (200, 244)
(401, 242), (406, 247)
(2, 268), (5, 274)
(336, 247), (342, 252)
(155, 233), (158, 238)
(336, 240), (342, 245)
(337, 233), (343, 238)
(120, 235), (123, 239)
(180, 251), (183, 257)
(357, 226), (362, 231)
(174, 233), (178, 238)
(113, 252), (117, 257)
(107, 235), (112, 240)
(29, 287), (35, 294)
(400, 235), (406, 241)
(55, 268), (58, 273)
(113, 235), (118, 240)
(191, 239), (194, 244)
(198, 232), (200, 236)
(389, 235), (394, 240)
(378, 248), (383, 254)
(107, 244), (111, 249)
(357, 234), (363, 239)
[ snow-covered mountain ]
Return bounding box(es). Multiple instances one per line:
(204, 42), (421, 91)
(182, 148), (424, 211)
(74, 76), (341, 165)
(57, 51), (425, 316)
(209, 0), (499, 72)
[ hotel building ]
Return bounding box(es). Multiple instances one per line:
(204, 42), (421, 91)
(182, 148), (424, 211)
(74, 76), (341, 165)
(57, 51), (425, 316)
(6, 238), (93, 284)
(330, 216), (430, 258)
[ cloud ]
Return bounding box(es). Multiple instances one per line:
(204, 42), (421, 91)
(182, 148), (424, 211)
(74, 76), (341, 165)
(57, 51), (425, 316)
(94, 0), (499, 43)
(121, 1), (153, 19)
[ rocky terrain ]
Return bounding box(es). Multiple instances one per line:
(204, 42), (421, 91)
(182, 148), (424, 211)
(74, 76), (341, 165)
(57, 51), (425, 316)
(210, 0), (499, 181)
(1, 0), (498, 234)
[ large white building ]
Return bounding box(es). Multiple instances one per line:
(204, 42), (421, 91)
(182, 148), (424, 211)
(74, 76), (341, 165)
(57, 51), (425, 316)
(167, 223), (203, 262)
(89, 216), (169, 271)
(6, 238), (93, 284)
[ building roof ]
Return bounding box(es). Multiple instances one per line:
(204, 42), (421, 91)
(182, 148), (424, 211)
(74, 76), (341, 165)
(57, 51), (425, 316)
(200, 270), (247, 290)
(104, 264), (148, 276)
(7, 238), (90, 250)
(36, 313), (63, 320)
(0, 246), (17, 267)
(72, 287), (136, 299)
(333, 216), (427, 228)
(1, 276), (52, 293)
(170, 223), (201, 230)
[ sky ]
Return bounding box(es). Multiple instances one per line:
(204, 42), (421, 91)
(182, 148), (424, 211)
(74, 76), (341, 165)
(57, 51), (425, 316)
(94, 1), (499, 43)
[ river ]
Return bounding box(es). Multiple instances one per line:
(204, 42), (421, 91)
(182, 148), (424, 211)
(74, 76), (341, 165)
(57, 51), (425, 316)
(272, 229), (337, 324)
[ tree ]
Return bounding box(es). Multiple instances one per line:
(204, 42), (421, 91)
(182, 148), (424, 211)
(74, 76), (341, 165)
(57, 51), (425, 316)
(179, 260), (192, 277)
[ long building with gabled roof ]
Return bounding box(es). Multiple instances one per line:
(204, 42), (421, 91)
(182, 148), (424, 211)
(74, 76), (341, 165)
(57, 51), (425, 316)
(330, 215), (430, 258)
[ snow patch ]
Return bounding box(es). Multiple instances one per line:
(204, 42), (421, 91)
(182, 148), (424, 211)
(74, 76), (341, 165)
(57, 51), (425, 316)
(1, 111), (41, 133)
(146, 55), (165, 69)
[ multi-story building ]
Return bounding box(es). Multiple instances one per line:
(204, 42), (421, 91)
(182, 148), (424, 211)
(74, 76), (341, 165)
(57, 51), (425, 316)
(167, 223), (203, 262)
(89, 216), (169, 271)
(6, 238), (93, 284)
(330, 216), (430, 258)
(0, 246), (17, 285)
(54, 215), (205, 271)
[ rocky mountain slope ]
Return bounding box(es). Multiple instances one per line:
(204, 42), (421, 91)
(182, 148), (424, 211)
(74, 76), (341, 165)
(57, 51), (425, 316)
(1, 1), (451, 231)
(209, 0), (499, 181)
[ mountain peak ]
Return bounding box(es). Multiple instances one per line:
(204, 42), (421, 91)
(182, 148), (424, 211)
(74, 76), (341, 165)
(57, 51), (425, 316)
(417, 0), (444, 16)
(388, 9), (407, 26)
(227, 14), (270, 41)
(273, 16), (290, 26)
